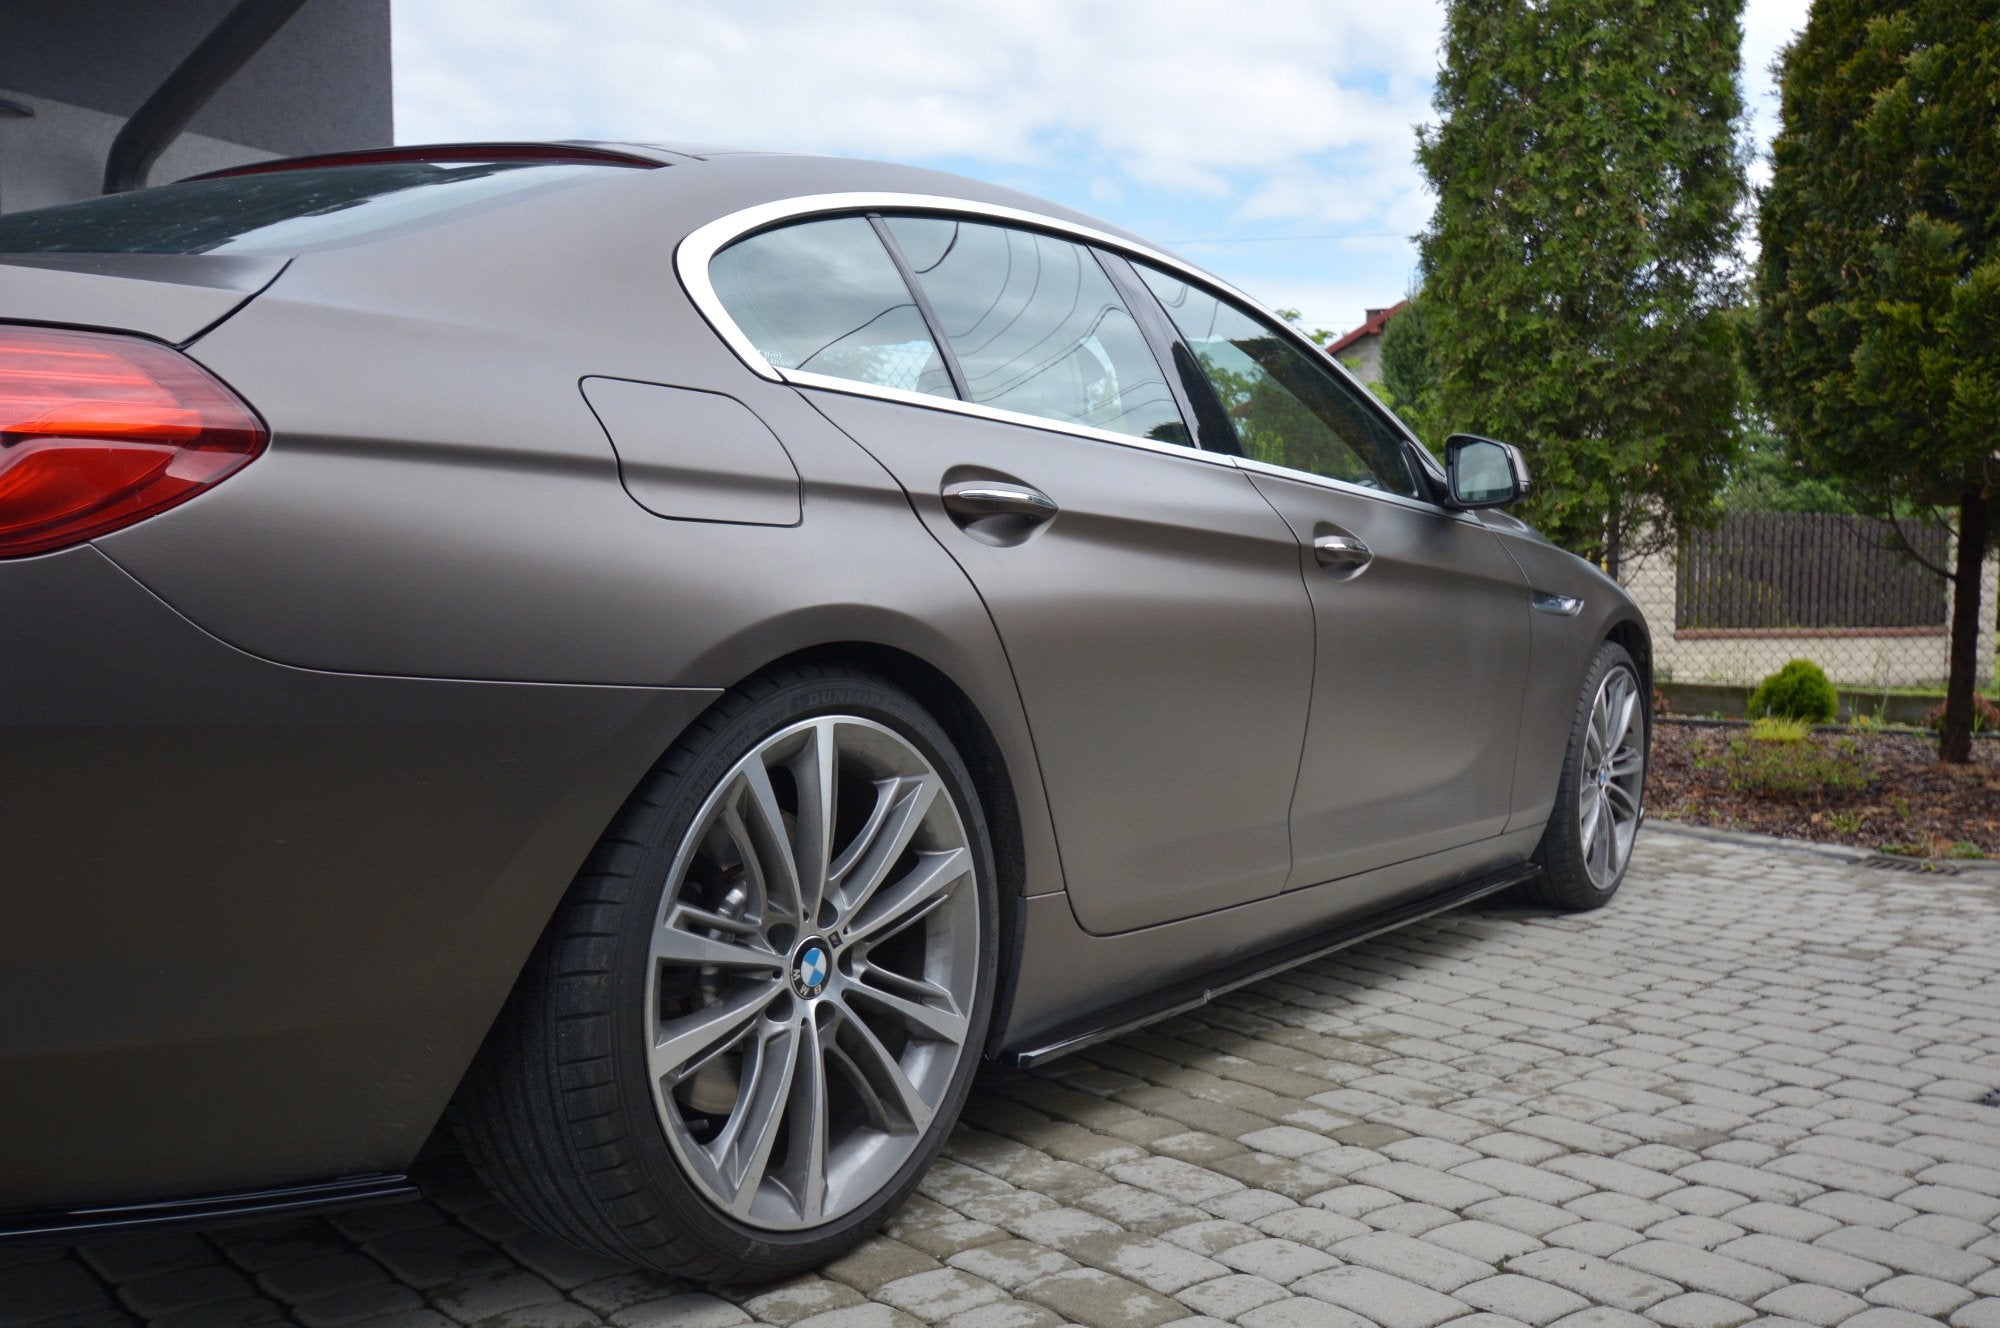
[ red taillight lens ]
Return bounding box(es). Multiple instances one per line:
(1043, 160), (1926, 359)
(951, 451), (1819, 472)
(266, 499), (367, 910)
(0, 326), (264, 557)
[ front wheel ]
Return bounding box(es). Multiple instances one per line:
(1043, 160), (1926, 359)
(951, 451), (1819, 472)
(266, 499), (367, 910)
(453, 663), (998, 1283)
(1528, 640), (1647, 910)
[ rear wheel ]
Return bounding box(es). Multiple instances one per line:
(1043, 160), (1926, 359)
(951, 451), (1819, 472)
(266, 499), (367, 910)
(453, 663), (997, 1282)
(1528, 641), (1647, 911)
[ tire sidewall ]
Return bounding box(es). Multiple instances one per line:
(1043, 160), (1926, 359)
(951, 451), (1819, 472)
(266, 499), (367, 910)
(1543, 642), (1647, 903)
(606, 671), (1000, 1269)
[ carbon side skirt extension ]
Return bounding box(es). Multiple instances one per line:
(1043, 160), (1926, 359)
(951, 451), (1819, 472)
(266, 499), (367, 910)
(1003, 860), (1543, 1069)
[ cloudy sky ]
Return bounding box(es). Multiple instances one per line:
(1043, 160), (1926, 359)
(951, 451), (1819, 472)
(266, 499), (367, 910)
(394, 0), (1812, 338)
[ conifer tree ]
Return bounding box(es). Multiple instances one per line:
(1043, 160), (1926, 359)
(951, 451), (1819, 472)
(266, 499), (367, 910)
(1753, 0), (1999, 763)
(1411, 0), (1749, 574)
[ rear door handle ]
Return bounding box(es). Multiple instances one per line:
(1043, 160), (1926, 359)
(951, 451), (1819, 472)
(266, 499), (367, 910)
(1313, 533), (1373, 574)
(941, 481), (1059, 524)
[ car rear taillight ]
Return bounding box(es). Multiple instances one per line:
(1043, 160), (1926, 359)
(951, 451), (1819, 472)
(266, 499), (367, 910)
(0, 326), (265, 558)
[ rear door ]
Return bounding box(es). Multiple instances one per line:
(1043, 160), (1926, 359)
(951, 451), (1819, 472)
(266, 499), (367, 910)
(1130, 262), (1532, 896)
(702, 211), (1315, 933)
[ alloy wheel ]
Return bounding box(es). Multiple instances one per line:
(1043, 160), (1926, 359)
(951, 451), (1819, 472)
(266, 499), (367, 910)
(645, 715), (980, 1231)
(1579, 664), (1645, 889)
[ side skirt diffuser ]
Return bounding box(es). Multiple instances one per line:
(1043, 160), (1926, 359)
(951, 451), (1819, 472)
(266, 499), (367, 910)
(1004, 861), (1541, 1069)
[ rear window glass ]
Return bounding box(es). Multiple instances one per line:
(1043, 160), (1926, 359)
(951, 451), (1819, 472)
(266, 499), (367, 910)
(0, 161), (623, 256)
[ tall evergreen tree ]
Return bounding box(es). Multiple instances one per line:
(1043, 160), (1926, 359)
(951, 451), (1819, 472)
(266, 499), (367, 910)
(1753, 0), (1999, 763)
(1411, 0), (1749, 574)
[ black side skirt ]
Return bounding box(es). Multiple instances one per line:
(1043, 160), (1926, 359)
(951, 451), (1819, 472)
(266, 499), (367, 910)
(1004, 861), (1541, 1069)
(0, 1174), (416, 1245)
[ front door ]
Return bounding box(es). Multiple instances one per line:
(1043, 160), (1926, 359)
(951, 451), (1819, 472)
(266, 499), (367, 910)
(704, 211), (1316, 933)
(1132, 263), (1532, 896)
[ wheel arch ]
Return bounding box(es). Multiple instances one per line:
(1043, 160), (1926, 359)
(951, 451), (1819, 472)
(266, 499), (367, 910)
(743, 640), (1032, 1061)
(1603, 613), (1654, 698)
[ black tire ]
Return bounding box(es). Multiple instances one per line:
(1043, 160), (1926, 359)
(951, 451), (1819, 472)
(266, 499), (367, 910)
(451, 662), (999, 1283)
(1527, 640), (1648, 911)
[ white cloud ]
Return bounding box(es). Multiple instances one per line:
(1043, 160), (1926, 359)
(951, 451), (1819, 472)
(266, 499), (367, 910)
(392, 0), (1811, 330)
(394, 0), (1442, 204)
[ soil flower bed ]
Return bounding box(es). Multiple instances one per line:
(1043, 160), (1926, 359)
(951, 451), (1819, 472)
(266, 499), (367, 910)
(1648, 718), (2000, 858)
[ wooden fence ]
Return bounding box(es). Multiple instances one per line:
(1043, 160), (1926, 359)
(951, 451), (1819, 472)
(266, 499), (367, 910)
(1676, 512), (1949, 633)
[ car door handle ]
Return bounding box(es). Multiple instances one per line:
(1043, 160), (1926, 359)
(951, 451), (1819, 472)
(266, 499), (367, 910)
(941, 482), (1059, 524)
(1313, 533), (1373, 572)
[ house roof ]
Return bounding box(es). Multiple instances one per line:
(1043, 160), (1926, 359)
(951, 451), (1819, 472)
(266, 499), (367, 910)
(1323, 300), (1407, 357)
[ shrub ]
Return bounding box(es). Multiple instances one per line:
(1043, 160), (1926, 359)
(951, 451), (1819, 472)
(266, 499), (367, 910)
(1721, 732), (1872, 799)
(1747, 659), (1838, 723)
(1924, 694), (2000, 734)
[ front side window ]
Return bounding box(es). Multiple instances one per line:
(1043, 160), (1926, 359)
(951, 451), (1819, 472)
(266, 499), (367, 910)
(883, 217), (1186, 445)
(710, 218), (953, 398)
(1136, 265), (1420, 497)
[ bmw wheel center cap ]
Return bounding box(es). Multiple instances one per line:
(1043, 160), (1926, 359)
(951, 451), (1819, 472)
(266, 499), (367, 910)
(792, 939), (831, 999)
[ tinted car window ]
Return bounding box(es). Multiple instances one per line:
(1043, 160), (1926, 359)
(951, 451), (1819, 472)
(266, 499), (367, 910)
(0, 161), (622, 255)
(712, 218), (954, 398)
(885, 217), (1186, 445)
(1136, 266), (1418, 496)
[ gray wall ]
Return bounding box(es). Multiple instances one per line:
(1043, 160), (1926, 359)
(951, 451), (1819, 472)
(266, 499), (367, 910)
(0, 0), (392, 211)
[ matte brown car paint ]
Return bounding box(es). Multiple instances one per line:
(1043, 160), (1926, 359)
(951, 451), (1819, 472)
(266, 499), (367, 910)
(0, 545), (717, 1208)
(805, 388), (1316, 935)
(0, 145), (1648, 1221)
(0, 252), (284, 343)
(1243, 470), (1533, 890)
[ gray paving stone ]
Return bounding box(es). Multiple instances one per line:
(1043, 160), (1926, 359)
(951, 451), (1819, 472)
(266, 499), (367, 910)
(1644, 1293), (1757, 1328)
(1751, 1283), (1868, 1327)
(1455, 1272), (1590, 1325)
(1864, 1273), (1976, 1318)
(1235, 1298), (1375, 1328)
(1331, 1229), (1493, 1292)
(1058, 1231), (1227, 1294)
(1950, 1300), (2000, 1328)
(1715, 1235), (1891, 1295)
(1814, 1225), (1992, 1283)
(1609, 1241), (1788, 1301)
(609, 1293), (752, 1327)
(1178, 1272), (1292, 1319)
(1504, 1250), (1679, 1313)
(1291, 1266), (1471, 1328)
(33, 835), (2000, 1328)
(116, 1265), (258, 1318)
(1214, 1238), (1339, 1285)
(1014, 1267), (1187, 1328)
(144, 1303), (285, 1328)
(873, 1269), (1011, 1322)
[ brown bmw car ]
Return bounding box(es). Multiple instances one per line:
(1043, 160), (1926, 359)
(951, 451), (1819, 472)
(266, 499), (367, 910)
(0, 141), (1648, 1282)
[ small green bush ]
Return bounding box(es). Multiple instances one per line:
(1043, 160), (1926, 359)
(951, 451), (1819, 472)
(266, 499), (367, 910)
(1720, 732), (1872, 799)
(1747, 658), (1838, 723)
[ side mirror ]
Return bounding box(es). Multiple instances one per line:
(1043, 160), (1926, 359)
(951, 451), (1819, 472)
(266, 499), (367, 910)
(1445, 434), (1530, 508)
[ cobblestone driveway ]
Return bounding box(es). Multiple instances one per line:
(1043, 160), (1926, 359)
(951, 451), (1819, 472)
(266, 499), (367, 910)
(8, 830), (2000, 1328)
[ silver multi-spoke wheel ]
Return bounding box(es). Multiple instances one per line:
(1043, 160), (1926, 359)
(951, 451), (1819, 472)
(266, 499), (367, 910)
(1579, 663), (1645, 889)
(647, 715), (980, 1231)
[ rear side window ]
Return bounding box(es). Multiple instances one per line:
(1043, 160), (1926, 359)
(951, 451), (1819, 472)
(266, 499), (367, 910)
(1136, 265), (1419, 497)
(710, 218), (954, 398)
(883, 217), (1186, 445)
(0, 161), (624, 256)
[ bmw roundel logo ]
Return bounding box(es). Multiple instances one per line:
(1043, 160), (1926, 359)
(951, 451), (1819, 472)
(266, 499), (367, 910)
(793, 941), (830, 998)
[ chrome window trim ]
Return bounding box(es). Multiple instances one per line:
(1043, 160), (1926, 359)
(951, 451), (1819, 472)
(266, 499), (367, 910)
(673, 190), (1450, 503)
(782, 369), (1235, 469)
(1233, 454), (1481, 522)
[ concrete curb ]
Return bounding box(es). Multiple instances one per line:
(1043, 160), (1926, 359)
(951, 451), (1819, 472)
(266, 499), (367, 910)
(1642, 818), (2000, 874)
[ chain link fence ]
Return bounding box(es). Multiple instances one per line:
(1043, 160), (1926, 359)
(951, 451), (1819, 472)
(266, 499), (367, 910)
(1623, 511), (1998, 706)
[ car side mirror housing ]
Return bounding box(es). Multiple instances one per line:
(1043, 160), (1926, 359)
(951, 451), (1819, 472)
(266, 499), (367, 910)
(1445, 434), (1530, 509)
